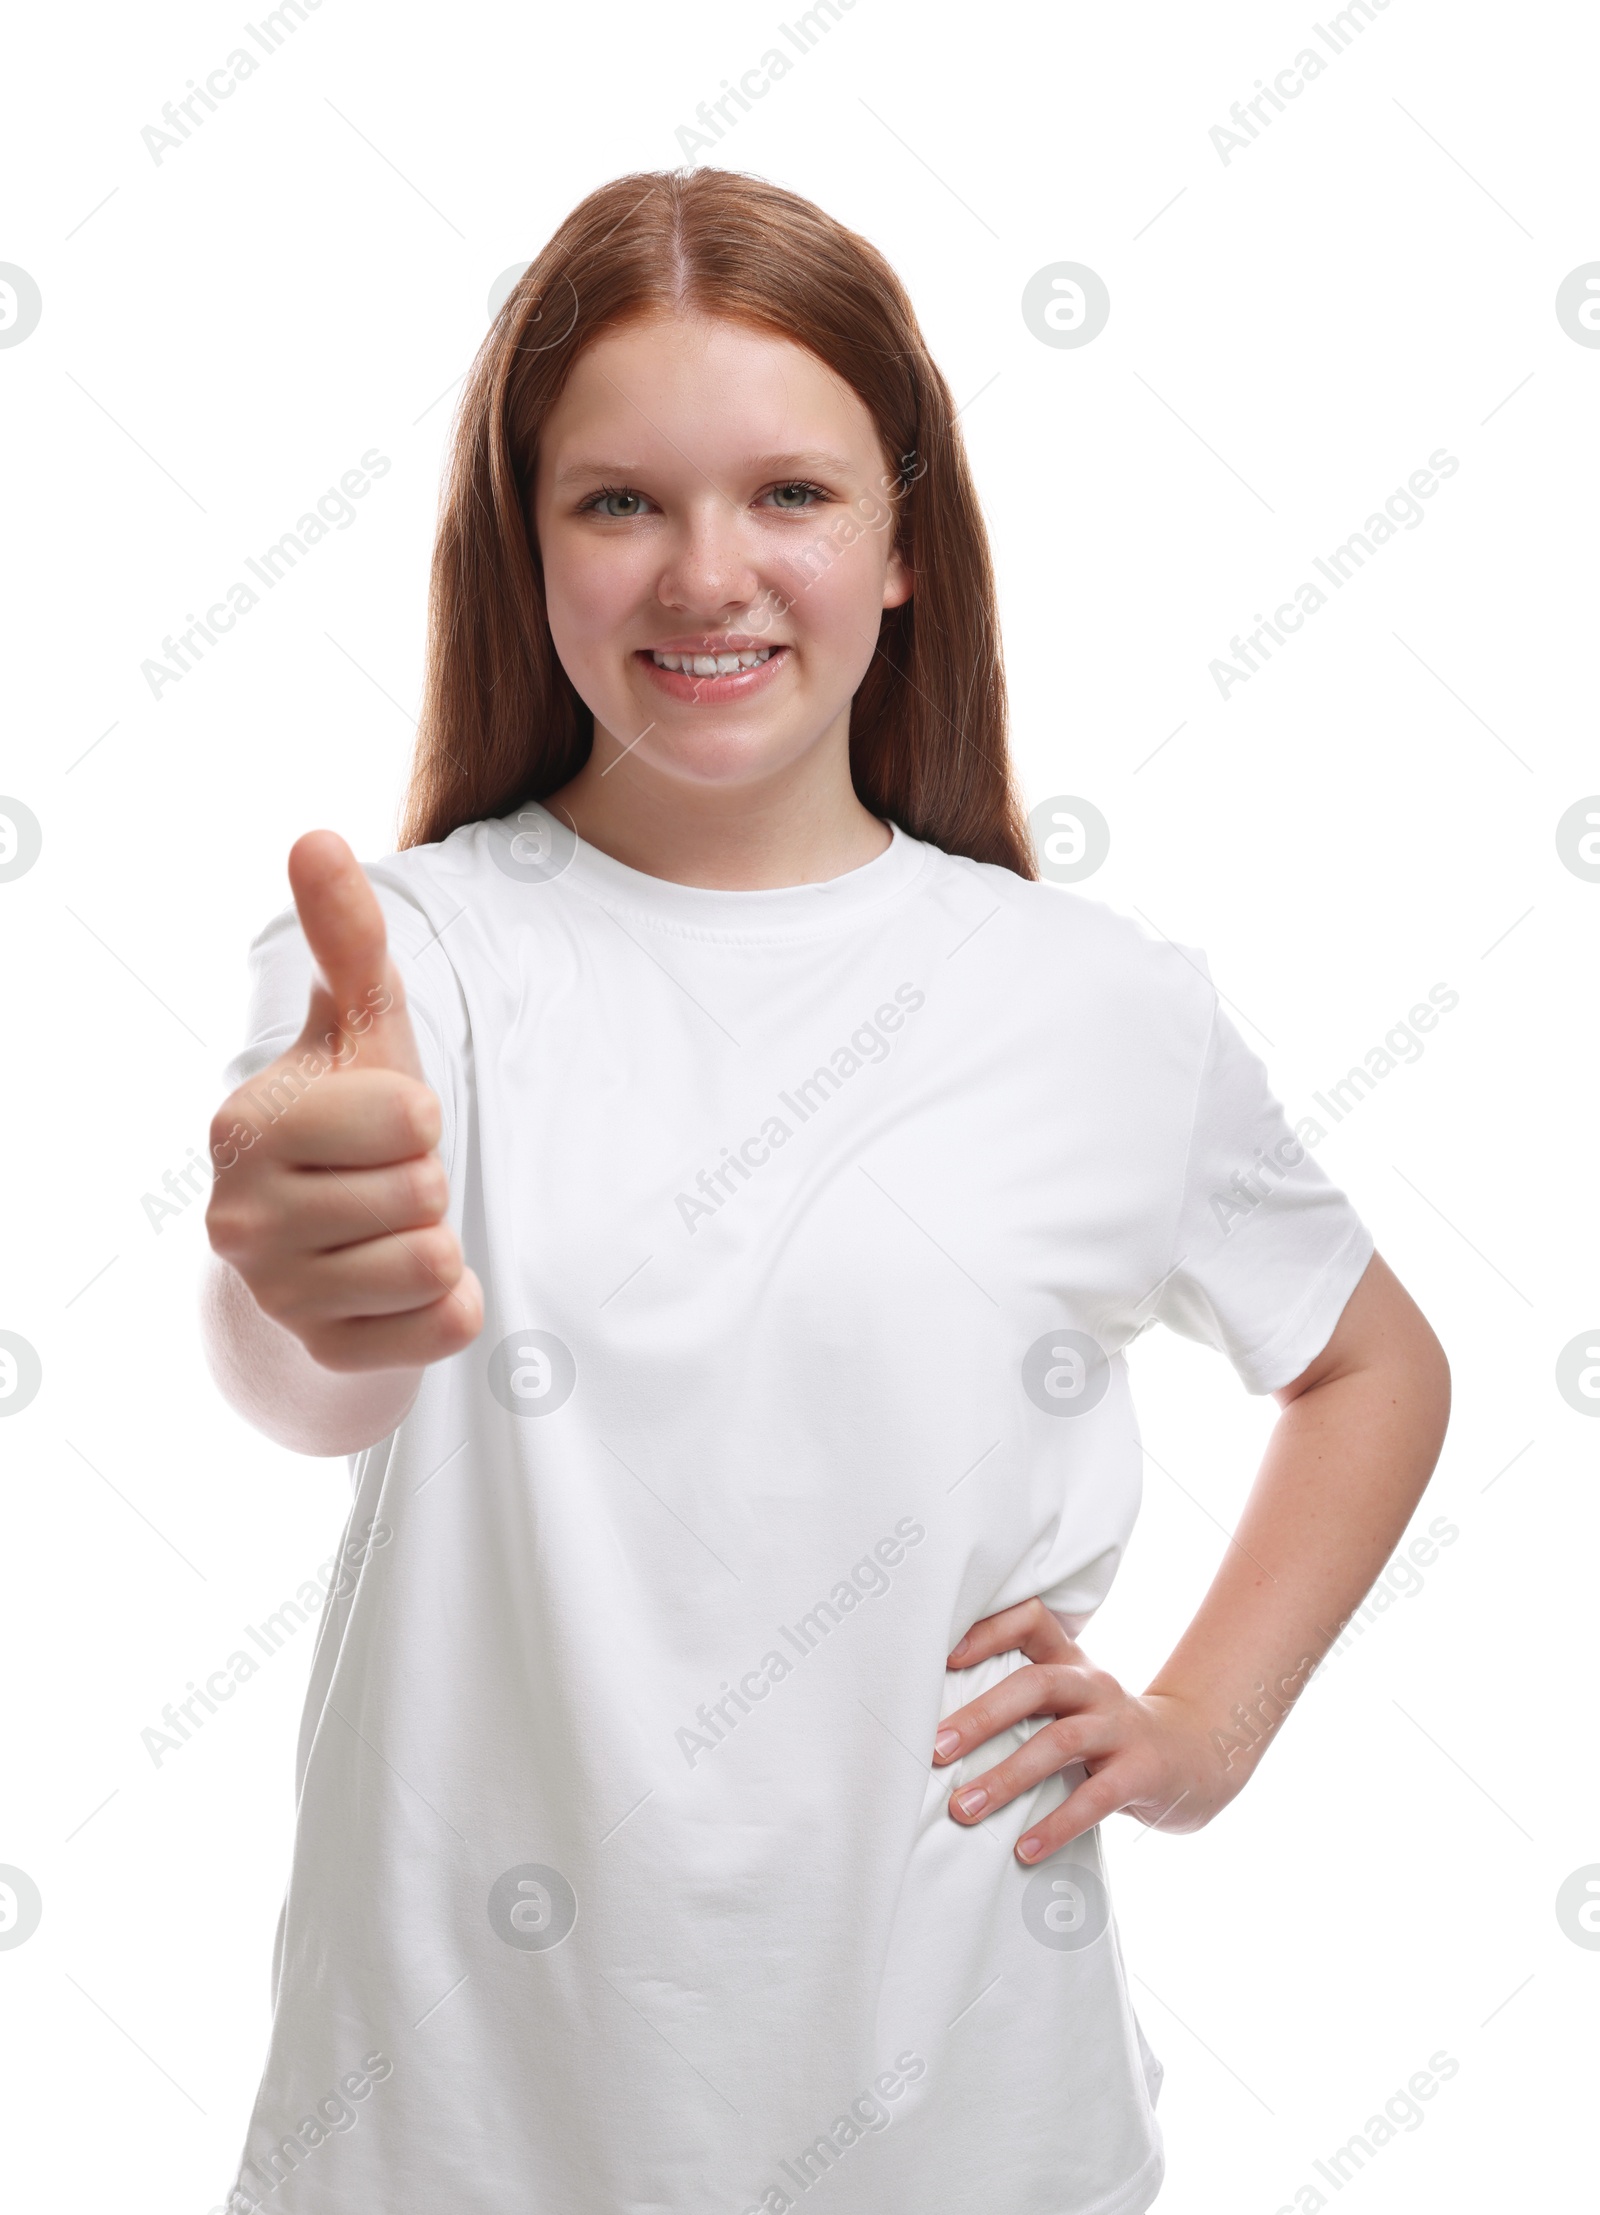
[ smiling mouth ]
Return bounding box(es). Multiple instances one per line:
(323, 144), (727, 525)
(634, 644), (789, 702)
(647, 646), (776, 676)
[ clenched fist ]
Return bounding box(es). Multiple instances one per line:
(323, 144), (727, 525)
(205, 830), (483, 1374)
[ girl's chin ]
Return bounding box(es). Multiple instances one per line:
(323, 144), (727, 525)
(590, 725), (815, 790)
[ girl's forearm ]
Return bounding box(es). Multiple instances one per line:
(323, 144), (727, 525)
(1144, 1327), (1451, 1789)
(200, 1253), (423, 1457)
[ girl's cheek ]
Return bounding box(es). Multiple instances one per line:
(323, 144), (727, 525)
(798, 551), (886, 652)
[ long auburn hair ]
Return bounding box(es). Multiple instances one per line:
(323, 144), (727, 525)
(397, 167), (1034, 877)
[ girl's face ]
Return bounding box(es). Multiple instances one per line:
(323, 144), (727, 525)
(531, 310), (913, 794)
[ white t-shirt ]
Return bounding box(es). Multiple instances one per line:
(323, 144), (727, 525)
(219, 809), (1373, 2215)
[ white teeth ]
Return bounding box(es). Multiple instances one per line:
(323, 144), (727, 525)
(650, 647), (775, 673)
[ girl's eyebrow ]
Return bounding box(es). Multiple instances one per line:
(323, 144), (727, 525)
(552, 448), (857, 487)
(743, 450), (856, 473)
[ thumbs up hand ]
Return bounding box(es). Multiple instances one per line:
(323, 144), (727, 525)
(205, 831), (483, 1373)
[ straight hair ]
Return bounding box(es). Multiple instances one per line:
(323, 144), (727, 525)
(398, 167), (1035, 879)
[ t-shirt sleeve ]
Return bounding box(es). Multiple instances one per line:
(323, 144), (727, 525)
(219, 876), (460, 1181)
(1146, 988), (1375, 1395)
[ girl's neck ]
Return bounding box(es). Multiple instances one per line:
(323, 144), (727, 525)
(546, 734), (893, 891)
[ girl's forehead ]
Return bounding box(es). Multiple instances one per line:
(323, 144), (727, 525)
(536, 334), (881, 499)
(550, 313), (870, 434)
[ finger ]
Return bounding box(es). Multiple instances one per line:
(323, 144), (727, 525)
(933, 1661), (1102, 1763)
(275, 1156), (451, 1252)
(1015, 1765), (1137, 1862)
(944, 1712), (1121, 1823)
(264, 1223), (467, 1325)
(948, 1596), (1077, 1670)
(287, 829), (425, 1080)
(248, 1068), (441, 1170)
(302, 1269), (485, 1374)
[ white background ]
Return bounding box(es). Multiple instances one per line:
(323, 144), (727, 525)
(1, 0), (1594, 2207)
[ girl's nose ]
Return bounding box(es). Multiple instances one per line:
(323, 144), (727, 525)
(655, 507), (763, 617)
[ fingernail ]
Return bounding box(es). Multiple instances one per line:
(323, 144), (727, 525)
(950, 1634), (970, 1658)
(954, 1787), (988, 1816)
(933, 1729), (960, 1759)
(1016, 1835), (1042, 1860)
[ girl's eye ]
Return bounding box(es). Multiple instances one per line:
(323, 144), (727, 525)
(586, 485), (649, 519)
(581, 480), (829, 519)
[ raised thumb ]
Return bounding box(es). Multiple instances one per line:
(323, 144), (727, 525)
(287, 829), (426, 1083)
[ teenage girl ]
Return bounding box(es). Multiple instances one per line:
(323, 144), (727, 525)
(203, 167), (1449, 2215)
